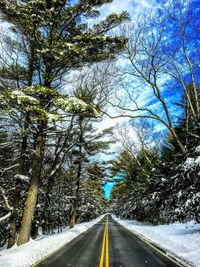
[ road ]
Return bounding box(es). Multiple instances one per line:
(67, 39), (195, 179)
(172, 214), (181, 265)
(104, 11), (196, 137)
(34, 215), (181, 267)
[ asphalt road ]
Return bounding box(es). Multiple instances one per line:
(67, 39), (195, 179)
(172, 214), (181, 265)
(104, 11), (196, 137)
(35, 215), (181, 267)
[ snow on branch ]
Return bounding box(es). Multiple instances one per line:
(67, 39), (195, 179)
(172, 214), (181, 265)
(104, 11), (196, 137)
(0, 186), (13, 211)
(14, 174), (30, 182)
(0, 164), (19, 177)
(0, 212), (12, 224)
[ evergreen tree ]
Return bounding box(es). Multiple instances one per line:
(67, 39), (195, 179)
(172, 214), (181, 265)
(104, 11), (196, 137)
(111, 89), (200, 224)
(0, 0), (129, 245)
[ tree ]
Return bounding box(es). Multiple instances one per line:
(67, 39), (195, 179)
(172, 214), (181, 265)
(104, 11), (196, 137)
(110, 119), (158, 221)
(68, 84), (114, 228)
(112, 90), (200, 224)
(106, 0), (200, 154)
(0, 0), (129, 245)
(78, 180), (106, 222)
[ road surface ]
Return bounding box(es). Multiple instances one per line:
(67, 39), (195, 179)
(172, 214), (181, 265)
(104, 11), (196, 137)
(34, 215), (181, 267)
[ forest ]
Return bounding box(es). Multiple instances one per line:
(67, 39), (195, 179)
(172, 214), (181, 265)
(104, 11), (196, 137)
(0, 0), (199, 251)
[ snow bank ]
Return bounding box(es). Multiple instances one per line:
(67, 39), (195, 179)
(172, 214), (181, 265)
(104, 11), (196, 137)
(112, 215), (200, 267)
(0, 215), (104, 267)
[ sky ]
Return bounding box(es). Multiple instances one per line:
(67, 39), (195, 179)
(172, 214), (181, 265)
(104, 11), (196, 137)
(98, 0), (158, 199)
(97, 0), (200, 199)
(103, 182), (115, 199)
(2, 0), (196, 200)
(99, 0), (156, 16)
(95, 0), (161, 137)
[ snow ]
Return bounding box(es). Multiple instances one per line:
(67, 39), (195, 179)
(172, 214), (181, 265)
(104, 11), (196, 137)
(14, 174), (30, 182)
(0, 212), (11, 224)
(0, 215), (104, 267)
(184, 157), (195, 169)
(184, 156), (200, 170)
(11, 90), (39, 105)
(112, 215), (200, 267)
(195, 145), (200, 154)
(194, 156), (200, 165)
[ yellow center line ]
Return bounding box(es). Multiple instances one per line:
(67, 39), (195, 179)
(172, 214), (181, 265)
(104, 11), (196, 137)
(106, 217), (109, 267)
(99, 216), (109, 267)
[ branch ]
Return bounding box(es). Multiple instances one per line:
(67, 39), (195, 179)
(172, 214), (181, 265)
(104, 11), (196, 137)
(0, 186), (13, 211)
(0, 212), (12, 225)
(0, 164), (19, 177)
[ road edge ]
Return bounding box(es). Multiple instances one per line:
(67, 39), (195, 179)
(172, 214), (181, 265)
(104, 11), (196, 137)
(111, 215), (194, 267)
(31, 215), (106, 267)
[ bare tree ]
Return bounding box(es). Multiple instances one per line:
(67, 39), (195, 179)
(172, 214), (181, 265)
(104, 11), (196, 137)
(114, 119), (160, 171)
(106, 1), (200, 154)
(163, 0), (200, 117)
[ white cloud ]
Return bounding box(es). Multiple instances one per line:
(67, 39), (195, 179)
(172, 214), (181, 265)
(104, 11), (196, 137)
(100, 0), (135, 15)
(99, 0), (156, 18)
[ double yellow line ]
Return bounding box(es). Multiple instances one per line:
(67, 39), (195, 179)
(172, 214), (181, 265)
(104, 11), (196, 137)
(99, 217), (109, 267)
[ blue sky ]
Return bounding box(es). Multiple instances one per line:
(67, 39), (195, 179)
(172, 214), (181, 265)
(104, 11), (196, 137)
(99, 0), (200, 199)
(99, 0), (158, 199)
(99, 0), (154, 200)
(103, 182), (116, 199)
(98, 0), (159, 199)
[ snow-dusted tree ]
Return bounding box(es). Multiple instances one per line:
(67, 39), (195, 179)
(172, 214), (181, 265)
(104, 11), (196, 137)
(77, 180), (106, 222)
(0, 82), (96, 241)
(108, 0), (200, 154)
(0, 30), (36, 247)
(143, 100), (200, 224)
(110, 120), (159, 221)
(112, 94), (200, 224)
(0, 127), (15, 246)
(0, 0), (129, 245)
(68, 110), (113, 228)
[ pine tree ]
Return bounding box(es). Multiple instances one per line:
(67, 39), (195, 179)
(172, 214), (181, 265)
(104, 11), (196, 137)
(0, 0), (129, 245)
(68, 115), (113, 227)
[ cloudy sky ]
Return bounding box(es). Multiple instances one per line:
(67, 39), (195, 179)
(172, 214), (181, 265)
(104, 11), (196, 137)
(95, 0), (158, 131)
(98, 0), (158, 199)
(99, 0), (156, 16)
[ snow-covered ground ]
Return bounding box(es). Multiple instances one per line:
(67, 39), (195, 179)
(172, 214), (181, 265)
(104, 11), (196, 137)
(0, 215), (104, 267)
(1, 215), (200, 267)
(113, 215), (200, 267)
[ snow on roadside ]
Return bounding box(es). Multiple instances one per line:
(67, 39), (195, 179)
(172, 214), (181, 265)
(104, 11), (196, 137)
(0, 215), (104, 267)
(112, 215), (200, 267)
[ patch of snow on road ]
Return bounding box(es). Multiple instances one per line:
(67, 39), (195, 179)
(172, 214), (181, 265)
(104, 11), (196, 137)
(112, 215), (200, 267)
(0, 215), (104, 267)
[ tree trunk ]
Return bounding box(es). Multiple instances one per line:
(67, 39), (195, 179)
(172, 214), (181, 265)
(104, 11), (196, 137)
(69, 206), (76, 228)
(17, 122), (45, 245)
(69, 116), (83, 228)
(69, 163), (81, 228)
(17, 168), (40, 245)
(8, 42), (35, 247)
(8, 115), (30, 248)
(170, 127), (186, 154)
(7, 182), (21, 248)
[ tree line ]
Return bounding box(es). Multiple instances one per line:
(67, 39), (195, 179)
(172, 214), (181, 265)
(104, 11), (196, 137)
(0, 0), (199, 250)
(110, 1), (200, 224)
(0, 0), (129, 248)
